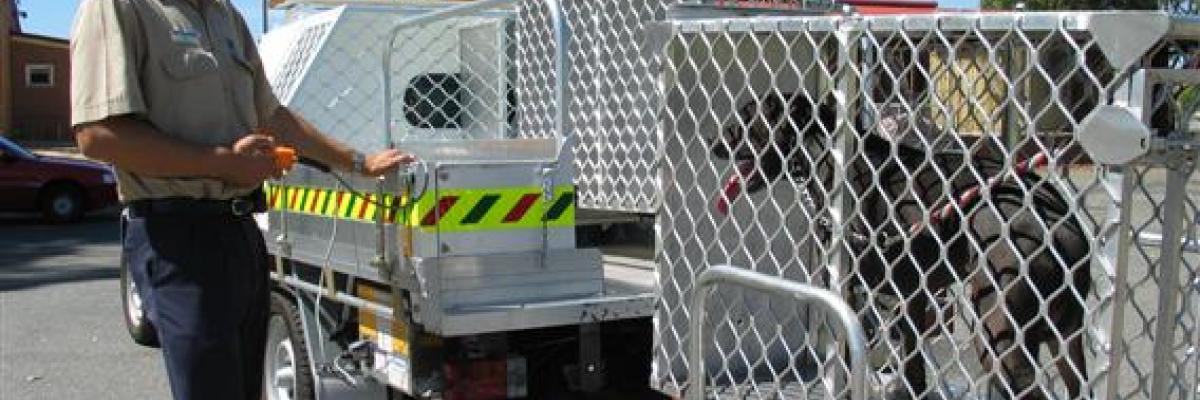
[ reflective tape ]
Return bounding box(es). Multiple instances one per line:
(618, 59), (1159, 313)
(264, 183), (575, 232)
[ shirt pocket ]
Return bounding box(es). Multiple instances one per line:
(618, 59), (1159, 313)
(226, 40), (263, 125)
(159, 46), (219, 80)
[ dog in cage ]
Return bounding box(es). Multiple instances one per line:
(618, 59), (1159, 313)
(709, 91), (1092, 399)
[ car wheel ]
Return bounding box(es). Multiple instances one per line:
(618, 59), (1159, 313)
(120, 258), (160, 348)
(40, 184), (85, 223)
(265, 291), (315, 400)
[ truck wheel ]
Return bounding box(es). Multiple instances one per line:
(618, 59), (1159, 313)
(265, 292), (315, 400)
(120, 257), (159, 347)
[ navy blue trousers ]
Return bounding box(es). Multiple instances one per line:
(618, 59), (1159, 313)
(124, 211), (269, 400)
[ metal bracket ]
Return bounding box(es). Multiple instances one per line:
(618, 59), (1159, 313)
(370, 256), (392, 283)
(275, 235), (293, 257)
(1077, 105), (1153, 165)
(539, 164), (556, 269)
(1088, 13), (1170, 70)
(1080, 67), (1200, 166)
(1143, 135), (1200, 166)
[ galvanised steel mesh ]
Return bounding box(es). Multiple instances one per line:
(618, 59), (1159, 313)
(261, 2), (563, 150)
(561, 0), (670, 213)
(559, 0), (834, 213)
(653, 11), (1200, 399)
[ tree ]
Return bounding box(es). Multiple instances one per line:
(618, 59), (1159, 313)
(979, 0), (1176, 10)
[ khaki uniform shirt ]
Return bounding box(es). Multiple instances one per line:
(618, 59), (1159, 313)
(70, 0), (280, 201)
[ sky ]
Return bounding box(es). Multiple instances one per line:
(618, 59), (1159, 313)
(19, 0), (270, 39)
(20, 0), (983, 40)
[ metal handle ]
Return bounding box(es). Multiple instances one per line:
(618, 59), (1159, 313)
(687, 265), (868, 400)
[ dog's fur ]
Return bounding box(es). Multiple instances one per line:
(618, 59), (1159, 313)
(711, 92), (1092, 399)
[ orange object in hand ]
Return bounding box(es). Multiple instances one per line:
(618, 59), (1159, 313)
(274, 146), (297, 171)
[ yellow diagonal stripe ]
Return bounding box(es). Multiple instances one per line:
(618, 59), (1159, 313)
(265, 184), (575, 232)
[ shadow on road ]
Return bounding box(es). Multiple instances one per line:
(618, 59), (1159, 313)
(0, 211), (122, 292)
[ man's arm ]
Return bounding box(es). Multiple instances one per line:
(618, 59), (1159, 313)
(76, 116), (280, 188)
(264, 107), (414, 177)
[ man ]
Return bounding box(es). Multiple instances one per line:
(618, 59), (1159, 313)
(69, 1), (412, 399)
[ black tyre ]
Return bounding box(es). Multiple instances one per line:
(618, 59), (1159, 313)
(120, 256), (160, 348)
(265, 291), (315, 400)
(40, 183), (85, 223)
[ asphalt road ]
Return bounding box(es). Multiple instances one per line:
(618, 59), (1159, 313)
(0, 211), (171, 399)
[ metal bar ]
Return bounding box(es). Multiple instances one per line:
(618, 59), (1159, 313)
(544, 0), (572, 165)
(271, 271), (395, 319)
(1100, 167), (1137, 400)
(1150, 162), (1197, 400)
(261, 0), (269, 35)
(1101, 68), (1150, 400)
(686, 265), (868, 400)
(1136, 232), (1200, 253)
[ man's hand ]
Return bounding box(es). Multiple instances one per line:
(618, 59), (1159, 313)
(233, 133), (275, 156)
(215, 134), (283, 188)
(362, 149), (417, 177)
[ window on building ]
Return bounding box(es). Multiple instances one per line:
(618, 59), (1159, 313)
(26, 64), (54, 88)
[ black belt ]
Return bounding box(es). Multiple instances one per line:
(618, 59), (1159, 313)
(128, 190), (266, 218)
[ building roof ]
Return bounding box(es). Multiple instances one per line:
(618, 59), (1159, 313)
(12, 32), (68, 49)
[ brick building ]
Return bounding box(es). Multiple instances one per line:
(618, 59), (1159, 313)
(0, 0), (71, 142)
(9, 32), (68, 141)
(0, 0), (13, 135)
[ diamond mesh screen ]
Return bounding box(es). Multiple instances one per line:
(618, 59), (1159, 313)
(653, 12), (1200, 399)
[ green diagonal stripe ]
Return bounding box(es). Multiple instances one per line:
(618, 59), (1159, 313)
(461, 194), (501, 225)
(320, 189), (333, 215)
(544, 192), (574, 221)
(344, 195), (359, 218)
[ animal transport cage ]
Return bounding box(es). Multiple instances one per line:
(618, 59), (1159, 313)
(653, 9), (1200, 400)
(262, 0), (935, 214)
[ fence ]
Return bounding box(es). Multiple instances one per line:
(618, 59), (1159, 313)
(653, 10), (1200, 400)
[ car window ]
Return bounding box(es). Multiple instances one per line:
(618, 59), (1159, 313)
(0, 136), (36, 159)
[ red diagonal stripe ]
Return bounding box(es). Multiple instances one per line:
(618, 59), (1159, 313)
(269, 187), (281, 208)
(357, 194), (374, 220)
(421, 196), (459, 226)
(309, 190), (322, 213)
(288, 187), (300, 209)
(504, 193), (540, 223)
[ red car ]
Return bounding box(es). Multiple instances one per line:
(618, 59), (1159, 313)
(0, 135), (118, 222)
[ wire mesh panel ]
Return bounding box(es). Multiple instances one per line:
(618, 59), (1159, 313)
(654, 11), (1200, 399)
(260, 1), (566, 150)
(559, 0), (670, 213)
(558, 0), (834, 213)
(385, 8), (518, 142)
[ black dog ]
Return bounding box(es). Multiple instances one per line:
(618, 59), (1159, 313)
(710, 92), (1091, 399)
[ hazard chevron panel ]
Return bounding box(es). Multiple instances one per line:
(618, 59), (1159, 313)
(264, 183), (575, 232)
